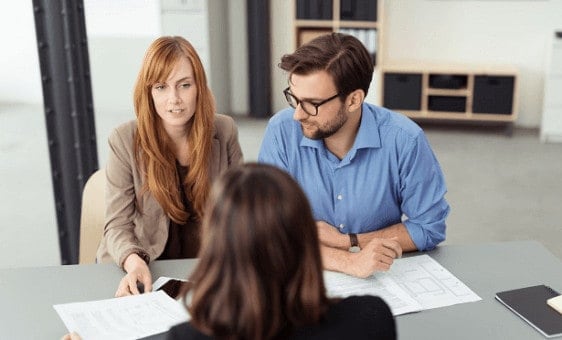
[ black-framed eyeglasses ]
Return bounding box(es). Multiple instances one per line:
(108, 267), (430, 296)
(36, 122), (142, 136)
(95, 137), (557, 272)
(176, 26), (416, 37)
(283, 87), (340, 116)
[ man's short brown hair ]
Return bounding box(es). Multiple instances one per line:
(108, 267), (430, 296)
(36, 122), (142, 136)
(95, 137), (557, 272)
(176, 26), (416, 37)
(279, 32), (374, 98)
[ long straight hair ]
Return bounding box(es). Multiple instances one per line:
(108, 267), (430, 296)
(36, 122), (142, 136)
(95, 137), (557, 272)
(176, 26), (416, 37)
(184, 163), (331, 339)
(133, 36), (215, 222)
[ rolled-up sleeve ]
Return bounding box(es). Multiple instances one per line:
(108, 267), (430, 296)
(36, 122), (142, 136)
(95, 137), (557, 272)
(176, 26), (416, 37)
(400, 131), (450, 250)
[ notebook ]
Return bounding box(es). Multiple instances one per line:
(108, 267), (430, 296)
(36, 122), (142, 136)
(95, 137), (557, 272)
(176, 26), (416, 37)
(496, 285), (562, 338)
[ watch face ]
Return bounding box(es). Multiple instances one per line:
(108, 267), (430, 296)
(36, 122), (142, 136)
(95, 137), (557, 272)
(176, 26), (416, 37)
(348, 246), (361, 253)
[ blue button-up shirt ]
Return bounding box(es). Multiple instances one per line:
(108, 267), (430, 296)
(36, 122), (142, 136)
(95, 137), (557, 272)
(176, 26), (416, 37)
(258, 103), (450, 250)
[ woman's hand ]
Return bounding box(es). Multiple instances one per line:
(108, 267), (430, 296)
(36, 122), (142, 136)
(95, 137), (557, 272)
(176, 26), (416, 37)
(115, 253), (153, 297)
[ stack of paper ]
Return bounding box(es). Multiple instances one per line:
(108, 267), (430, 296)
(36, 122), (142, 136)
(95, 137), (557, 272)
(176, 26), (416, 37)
(324, 254), (482, 315)
(54, 290), (188, 340)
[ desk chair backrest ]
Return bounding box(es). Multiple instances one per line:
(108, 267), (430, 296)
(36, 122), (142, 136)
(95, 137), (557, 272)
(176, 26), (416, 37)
(79, 168), (105, 264)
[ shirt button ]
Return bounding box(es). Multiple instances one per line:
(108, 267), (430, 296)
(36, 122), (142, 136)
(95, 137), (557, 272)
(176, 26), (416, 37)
(337, 194), (343, 200)
(339, 224), (345, 229)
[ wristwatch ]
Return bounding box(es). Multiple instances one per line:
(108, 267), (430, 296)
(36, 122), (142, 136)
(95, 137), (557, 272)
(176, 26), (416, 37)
(348, 233), (361, 253)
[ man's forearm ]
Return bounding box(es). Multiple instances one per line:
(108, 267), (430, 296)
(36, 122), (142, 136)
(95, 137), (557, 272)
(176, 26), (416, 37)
(317, 221), (418, 252)
(357, 223), (417, 252)
(320, 245), (354, 274)
(320, 237), (403, 278)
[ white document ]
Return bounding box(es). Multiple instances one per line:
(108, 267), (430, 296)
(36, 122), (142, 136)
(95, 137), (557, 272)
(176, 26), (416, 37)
(324, 254), (481, 316)
(54, 290), (189, 340)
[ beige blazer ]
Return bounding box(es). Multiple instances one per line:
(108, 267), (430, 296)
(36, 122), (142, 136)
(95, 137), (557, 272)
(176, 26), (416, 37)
(96, 114), (243, 267)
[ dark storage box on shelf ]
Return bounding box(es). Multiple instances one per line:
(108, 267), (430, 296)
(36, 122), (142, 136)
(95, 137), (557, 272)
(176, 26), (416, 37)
(340, 0), (377, 21)
(473, 75), (514, 114)
(429, 74), (468, 89)
(383, 73), (422, 111)
(428, 96), (467, 113)
(296, 0), (333, 20)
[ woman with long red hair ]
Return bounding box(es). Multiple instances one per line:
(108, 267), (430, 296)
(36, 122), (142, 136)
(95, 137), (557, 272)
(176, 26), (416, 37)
(96, 36), (243, 296)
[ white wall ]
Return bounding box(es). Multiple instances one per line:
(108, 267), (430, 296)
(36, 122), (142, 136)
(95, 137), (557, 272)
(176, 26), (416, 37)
(85, 0), (161, 115)
(228, 0), (249, 115)
(0, 1), (42, 104)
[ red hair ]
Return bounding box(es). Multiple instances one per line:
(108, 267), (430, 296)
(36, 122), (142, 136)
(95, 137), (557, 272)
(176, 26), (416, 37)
(133, 36), (215, 223)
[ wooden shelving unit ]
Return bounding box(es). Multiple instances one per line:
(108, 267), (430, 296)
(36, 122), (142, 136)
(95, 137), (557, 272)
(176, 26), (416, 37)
(293, 0), (383, 67)
(380, 63), (519, 126)
(291, 2), (520, 132)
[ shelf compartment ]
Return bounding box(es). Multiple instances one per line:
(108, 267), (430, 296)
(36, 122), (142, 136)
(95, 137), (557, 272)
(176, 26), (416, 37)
(428, 95), (467, 113)
(472, 75), (515, 114)
(429, 74), (468, 89)
(297, 28), (333, 46)
(296, 0), (333, 20)
(339, 0), (377, 21)
(338, 27), (377, 65)
(383, 73), (422, 111)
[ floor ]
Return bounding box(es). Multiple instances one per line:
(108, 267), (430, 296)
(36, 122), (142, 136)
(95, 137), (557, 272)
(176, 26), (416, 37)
(1, 103), (561, 269)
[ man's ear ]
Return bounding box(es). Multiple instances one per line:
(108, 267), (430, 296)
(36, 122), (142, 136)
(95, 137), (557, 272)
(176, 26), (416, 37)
(346, 89), (365, 112)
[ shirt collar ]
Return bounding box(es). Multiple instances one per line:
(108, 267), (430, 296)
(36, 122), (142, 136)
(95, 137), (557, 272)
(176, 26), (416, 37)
(299, 102), (382, 150)
(354, 103), (381, 149)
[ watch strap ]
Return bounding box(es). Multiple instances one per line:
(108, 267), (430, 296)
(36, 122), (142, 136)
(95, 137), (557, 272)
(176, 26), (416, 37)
(349, 233), (359, 247)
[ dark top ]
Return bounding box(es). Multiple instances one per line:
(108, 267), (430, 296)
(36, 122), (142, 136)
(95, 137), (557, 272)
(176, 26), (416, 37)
(158, 163), (200, 260)
(164, 295), (396, 340)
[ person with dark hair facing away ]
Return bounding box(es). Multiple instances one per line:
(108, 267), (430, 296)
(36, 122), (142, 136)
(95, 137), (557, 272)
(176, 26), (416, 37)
(165, 163), (396, 340)
(96, 36), (243, 297)
(259, 32), (450, 278)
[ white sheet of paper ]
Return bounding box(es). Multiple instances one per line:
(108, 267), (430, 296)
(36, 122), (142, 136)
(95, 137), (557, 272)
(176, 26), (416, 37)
(54, 290), (189, 340)
(324, 254), (481, 315)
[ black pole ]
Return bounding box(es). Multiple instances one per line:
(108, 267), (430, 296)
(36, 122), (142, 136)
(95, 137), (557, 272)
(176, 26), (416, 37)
(32, 0), (98, 264)
(247, 0), (271, 118)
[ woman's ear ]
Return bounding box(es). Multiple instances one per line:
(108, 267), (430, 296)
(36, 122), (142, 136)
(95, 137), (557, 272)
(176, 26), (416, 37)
(346, 89), (365, 112)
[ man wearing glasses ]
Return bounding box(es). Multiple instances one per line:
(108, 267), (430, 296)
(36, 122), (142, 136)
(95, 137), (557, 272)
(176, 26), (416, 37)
(258, 33), (450, 278)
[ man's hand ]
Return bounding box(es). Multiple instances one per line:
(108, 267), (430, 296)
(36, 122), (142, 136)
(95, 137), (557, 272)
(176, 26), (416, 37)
(346, 238), (402, 278)
(321, 237), (402, 278)
(115, 253), (153, 297)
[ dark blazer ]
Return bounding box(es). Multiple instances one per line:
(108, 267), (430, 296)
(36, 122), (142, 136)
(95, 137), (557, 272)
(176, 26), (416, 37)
(165, 295), (396, 340)
(96, 114), (243, 266)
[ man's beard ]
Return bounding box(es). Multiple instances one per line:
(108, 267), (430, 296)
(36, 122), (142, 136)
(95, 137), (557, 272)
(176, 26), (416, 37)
(301, 106), (347, 140)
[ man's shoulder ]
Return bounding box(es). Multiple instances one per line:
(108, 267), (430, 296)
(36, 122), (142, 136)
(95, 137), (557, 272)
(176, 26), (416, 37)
(267, 108), (298, 128)
(264, 108), (303, 142)
(365, 103), (423, 140)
